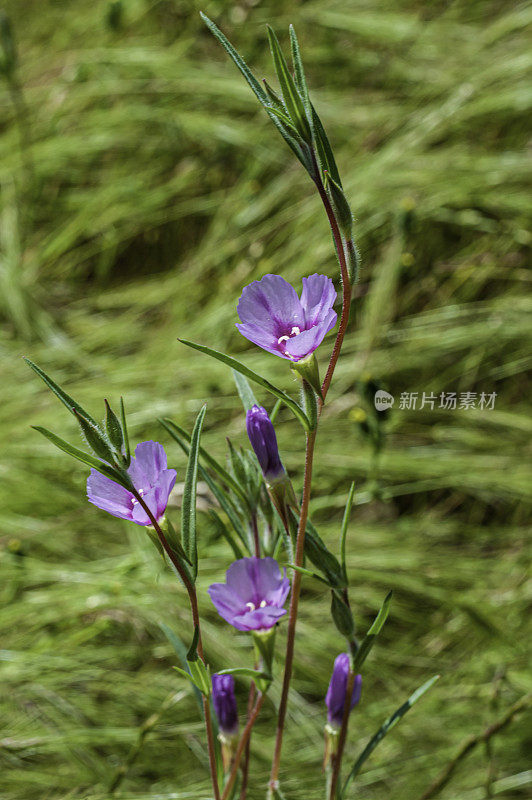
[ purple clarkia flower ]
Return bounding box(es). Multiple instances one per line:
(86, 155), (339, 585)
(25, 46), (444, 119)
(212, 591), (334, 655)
(87, 441), (176, 526)
(325, 653), (362, 728)
(212, 674), (239, 737)
(246, 405), (284, 482)
(236, 273), (337, 361)
(208, 557), (290, 632)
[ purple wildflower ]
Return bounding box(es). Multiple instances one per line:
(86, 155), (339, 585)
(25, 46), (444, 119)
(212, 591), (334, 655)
(246, 405), (284, 482)
(212, 674), (239, 737)
(87, 441), (176, 526)
(208, 557), (290, 632)
(236, 273), (337, 361)
(325, 653), (362, 728)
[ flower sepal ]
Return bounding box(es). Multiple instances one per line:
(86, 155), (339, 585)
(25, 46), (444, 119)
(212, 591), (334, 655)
(291, 352), (323, 403)
(252, 628), (276, 691)
(267, 472), (298, 533)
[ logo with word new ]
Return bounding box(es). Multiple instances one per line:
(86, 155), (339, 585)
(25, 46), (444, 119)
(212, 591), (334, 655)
(374, 390), (394, 411)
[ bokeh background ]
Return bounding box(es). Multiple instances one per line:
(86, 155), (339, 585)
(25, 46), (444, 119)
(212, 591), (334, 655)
(1, 1), (531, 798)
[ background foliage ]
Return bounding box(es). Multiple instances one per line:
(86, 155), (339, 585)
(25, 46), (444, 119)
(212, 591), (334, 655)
(1, 0), (530, 798)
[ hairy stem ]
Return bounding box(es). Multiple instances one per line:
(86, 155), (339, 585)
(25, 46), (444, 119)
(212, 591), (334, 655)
(130, 489), (221, 800)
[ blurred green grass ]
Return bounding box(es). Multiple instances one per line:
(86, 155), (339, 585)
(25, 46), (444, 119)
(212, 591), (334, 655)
(0, 0), (531, 798)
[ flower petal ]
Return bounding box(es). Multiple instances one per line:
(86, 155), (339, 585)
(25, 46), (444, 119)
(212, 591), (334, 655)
(128, 441), (168, 489)
(237, 274), (304, 337)
(87, 469), (134, 521)
(300, 274), (337, 327)
(236, 323), (290, 360)
(224, 558), (260, 603)
(154, 468), (177, 518)
(208, 582), (246, 623)
(284, 309), (337, 360)
(231, 606), (287, 631)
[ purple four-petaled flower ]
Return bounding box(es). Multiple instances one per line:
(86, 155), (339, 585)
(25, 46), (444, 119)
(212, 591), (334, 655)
(208, 557), (291, 632)
(87, 441), (176, 526)
(325, 653), (362, 728)
(236, 273), (337, 361)
(212, 674), (239, 737)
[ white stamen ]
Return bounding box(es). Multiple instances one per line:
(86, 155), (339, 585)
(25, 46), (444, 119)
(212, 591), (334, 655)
(131, 489), (144, 506)
(246, 602), (256, 612)
(290, 326), (301, 336)
(259, 600), (267, 608)
(277, 335), (289, 345)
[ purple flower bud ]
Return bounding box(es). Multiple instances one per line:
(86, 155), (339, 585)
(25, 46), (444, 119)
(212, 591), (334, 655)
(208, 557), (290, 632)
(86, 441), (176, 526)
(236, 273), (337, 362)
(325, 653), (362, 728)
(212, 674), (239, 737)
(246, 405), (284, 482)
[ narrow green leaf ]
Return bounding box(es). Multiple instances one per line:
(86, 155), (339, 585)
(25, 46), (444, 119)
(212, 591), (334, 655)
(352, 591), (393, 673)
(24, 357), (97, 424)
(232, 369), (257, 412)
(32, 426), (125, 484)
(324, 170), (353, 237)
(73, 408), (115, 463)
(181, 404), (207, 579)
(264, 108), (313, 171)
(341, 675), (440, 796)
(172, 666), (201, 688)
(160, 623), (203, 714)
(269, 398), (282, 423)
(217, 667), (269, 680)
(160, 417), (248, 507)
(200, 13), (268, 105)
(331, 589), (355, 639)
(186, 625), (200, 662)
(286, 563), (330, 586)
(340, 482), (356, 579)
(304, 516), (346, 588)
(119, 397), (131, 466)
(311, 104), (342, 186)
(178, 339), (311, 431)
(104, 399), (124, 452)
(267, 26), (311, 143)
(289, 25), (310, 108)
(262, 78), (285, 110)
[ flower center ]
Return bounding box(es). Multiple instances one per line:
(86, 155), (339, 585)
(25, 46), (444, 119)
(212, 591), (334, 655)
(245, 600), (268, 612)
(131, 488), (144, 506)
(277, 325), (301, 346)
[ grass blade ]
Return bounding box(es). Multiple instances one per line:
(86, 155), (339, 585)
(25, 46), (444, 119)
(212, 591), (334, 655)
(352, 591), (393, 672)
(341, 675), (440, 796)
(181, 404), (207, 579)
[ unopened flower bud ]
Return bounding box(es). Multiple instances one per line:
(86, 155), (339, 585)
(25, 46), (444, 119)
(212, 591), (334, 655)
(325, 653), (362, 729)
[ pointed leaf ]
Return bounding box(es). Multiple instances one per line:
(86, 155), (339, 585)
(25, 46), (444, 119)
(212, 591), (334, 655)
(160, 623), (203, 714)
(24, 358), (97, 424)
(32, 426), (125, 484)
(340, 482), (356, 580)
(217, 667), (270, 680)
(304, 516), (346, 588)
(232, 369), (258, 411)
(267, 25), (311, 143)
(286, 563), (330, 586)
(352, 591), (393, 673)
(178, 339), (311, 431)
(104, 399), (124, 452)
(187, 625), (200, 662)
(200, 13), (268, 105)
(119, 397), (131, 466)
(341, 675), (440, 796)
(311, 104), (342, 186)
(289, 25), (310, 108)
(73, 408), (115, 463)
(181, 404), (207, 579)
